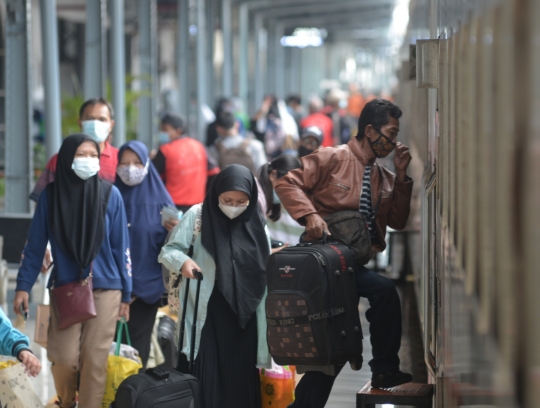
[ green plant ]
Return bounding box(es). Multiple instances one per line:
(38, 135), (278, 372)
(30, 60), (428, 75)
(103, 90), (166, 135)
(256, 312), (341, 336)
(106, 74), (152, 142)
(61, 93), (86, 136)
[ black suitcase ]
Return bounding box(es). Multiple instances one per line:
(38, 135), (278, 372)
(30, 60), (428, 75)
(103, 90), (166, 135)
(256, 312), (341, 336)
(113, 272), (204, 408)
(157, 315), (178, 368)
(265, 237), (363, 369)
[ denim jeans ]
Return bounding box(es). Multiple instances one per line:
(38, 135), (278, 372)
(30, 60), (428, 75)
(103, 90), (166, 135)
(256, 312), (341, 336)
(289, 267), (402, 408)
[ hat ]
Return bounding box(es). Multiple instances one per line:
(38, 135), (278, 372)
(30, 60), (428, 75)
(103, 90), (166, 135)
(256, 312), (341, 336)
(300, 126), (323, 145)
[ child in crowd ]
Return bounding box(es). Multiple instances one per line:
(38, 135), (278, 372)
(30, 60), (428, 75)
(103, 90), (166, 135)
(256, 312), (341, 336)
(0, 307), (41, 376)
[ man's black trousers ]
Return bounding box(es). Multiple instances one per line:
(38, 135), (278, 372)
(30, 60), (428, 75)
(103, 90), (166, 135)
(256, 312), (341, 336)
(289, 266), (402, 408)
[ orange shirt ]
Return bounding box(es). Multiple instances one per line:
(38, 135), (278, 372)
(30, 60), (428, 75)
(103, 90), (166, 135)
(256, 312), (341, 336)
(347, 94), (366, 119)
(158, 137), (219, 206)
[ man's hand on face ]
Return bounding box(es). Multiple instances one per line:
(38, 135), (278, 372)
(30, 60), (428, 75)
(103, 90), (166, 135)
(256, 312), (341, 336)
(394, 142), (412, 182)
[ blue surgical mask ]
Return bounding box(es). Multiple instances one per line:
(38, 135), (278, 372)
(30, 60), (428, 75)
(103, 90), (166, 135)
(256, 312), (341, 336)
(82, 120), (110, 143)
(272, 190), (281, 205)
(158, 131), (170, 145)
(72, 157), (100, 180)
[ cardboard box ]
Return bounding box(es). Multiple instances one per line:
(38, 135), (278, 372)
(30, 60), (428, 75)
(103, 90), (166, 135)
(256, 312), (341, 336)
(34, 304), (50, 348)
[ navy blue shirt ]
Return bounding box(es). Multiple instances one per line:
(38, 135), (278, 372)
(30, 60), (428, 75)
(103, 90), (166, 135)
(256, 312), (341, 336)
(16, 187), (132, 303)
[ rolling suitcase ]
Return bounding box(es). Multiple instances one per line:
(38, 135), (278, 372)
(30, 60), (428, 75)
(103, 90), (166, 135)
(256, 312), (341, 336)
(265, 234), (363, 370)
(113, 271), (204, 408)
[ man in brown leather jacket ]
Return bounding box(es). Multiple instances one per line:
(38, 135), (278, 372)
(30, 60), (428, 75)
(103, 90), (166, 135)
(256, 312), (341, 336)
(276, 99), (413, 406)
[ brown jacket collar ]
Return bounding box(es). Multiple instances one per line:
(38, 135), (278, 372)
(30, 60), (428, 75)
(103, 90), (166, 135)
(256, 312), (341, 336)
(347, 138), (376, 167)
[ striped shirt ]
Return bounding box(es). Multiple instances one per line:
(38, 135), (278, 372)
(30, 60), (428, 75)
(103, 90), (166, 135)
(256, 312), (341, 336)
(359, 165), (375, 235)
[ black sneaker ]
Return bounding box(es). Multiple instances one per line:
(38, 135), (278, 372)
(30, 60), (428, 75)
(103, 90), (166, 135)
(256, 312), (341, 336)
(371, 370), (413, 389)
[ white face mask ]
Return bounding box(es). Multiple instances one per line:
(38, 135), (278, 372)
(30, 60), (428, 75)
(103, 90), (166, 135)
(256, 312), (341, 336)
(218, 202), (249, 219)
(82, 120), (110, 143)
(72, 157), (100, 180)
(116, 162), (149, 186)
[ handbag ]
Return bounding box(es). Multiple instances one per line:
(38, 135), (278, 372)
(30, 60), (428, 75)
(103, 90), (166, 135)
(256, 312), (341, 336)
(51, 266), (97, 330)
(323, 165), (384, 266)
(102, 318), (142, 408)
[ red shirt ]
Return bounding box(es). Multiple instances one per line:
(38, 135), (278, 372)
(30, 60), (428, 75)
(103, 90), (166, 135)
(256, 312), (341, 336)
(157, 137), (220, 206)
(30, 142), (119, 202)
(300, 113), (334, 147)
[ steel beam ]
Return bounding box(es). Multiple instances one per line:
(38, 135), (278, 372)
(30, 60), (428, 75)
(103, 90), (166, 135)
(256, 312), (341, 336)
(274, 23), (285, 99)
(137, 0), (157, 149)
(221, 0), (232, 97)
(110, 0), (126, 147)
(265, 19), (276, 95)
(238, 3), (249, 109)
(269, 10), (391, 33)
(206, 0), (215, 103)
(40, 0), (62, 159)
(5, 0), (32, 213)
(84, 0), (107, 99)
(291, 47), (302, 94)
(252, 0), (390, 18)
(177, 0), (189, 116)
(196, 0), (207, 142)
(254, 14), (265, 107)
(239, 0), (391, 13)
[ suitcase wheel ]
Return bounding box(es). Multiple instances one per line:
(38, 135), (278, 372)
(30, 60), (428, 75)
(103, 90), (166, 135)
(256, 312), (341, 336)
(350, 359), (362, 371)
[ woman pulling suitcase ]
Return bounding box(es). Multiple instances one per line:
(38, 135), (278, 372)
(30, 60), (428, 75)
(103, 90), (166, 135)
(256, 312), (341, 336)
(159, 164), (271, 408)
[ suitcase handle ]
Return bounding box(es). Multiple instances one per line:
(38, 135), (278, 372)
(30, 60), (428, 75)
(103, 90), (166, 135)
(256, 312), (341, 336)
(147, 367), (170, 380)
(299, 230), (329, 245)
(177, 269), (204, 374)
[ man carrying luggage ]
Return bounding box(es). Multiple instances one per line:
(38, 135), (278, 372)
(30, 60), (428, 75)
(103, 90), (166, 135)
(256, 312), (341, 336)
(275, 99), (413, 406)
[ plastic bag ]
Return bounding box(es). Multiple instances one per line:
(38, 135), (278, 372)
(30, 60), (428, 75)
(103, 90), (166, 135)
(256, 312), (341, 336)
(102, 318), (142, 408)
(0, 360), (43, 407)
(260, 361), (295, 408)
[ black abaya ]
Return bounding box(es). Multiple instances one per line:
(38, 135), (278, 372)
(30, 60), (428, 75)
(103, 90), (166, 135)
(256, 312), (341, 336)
(186, 289), (261, 408)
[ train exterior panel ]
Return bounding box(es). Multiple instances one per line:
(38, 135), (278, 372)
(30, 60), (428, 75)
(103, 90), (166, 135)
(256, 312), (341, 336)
(397, 0), (540, 406)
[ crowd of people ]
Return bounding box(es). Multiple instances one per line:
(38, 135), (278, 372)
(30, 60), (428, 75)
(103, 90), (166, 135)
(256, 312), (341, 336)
(5, 88), (412, 408)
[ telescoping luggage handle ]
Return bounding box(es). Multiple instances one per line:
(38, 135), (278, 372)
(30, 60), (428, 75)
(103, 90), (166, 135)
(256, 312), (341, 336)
(177, 269), (204, 374)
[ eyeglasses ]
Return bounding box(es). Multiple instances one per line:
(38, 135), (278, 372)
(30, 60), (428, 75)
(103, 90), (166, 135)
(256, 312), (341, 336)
(219, 199), (249, 207)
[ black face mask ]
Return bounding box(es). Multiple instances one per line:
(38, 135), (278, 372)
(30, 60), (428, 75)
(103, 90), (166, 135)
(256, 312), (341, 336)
(298, 146), (315, 158)
(368, 129), (396, 158)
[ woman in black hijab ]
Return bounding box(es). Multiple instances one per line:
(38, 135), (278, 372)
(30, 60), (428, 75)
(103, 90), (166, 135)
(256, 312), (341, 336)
(14, 134), (132, 408)
(159, 164), (271, 408)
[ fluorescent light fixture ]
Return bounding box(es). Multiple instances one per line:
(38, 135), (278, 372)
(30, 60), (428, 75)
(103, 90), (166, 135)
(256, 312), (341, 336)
(281, 36), (323, 48)
(280, 27), (326, 48)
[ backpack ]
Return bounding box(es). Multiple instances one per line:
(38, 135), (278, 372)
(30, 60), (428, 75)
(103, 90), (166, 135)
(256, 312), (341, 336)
(216, 138), (255, 173)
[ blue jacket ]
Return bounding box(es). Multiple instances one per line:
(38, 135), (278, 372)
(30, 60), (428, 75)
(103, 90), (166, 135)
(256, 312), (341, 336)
(0, 308), (30, 359)
(16, 187), (132, 303)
